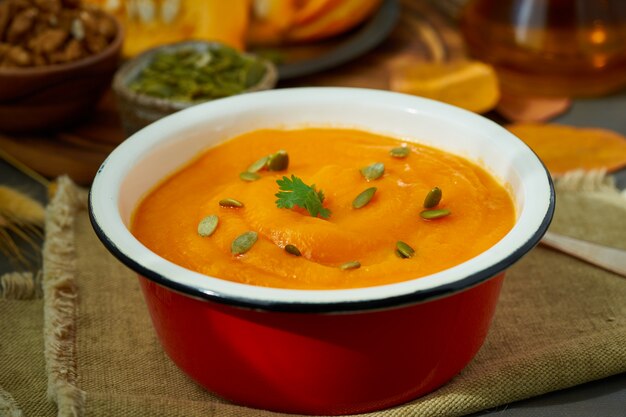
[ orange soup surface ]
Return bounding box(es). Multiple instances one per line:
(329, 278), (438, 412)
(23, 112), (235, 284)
(131, 128), (516, 289)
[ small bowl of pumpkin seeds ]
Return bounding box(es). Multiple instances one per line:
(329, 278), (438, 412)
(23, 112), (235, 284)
(113, 40), (278, 136)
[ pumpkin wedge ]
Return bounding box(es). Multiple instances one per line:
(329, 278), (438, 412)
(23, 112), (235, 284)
(508, 123), (626, 176)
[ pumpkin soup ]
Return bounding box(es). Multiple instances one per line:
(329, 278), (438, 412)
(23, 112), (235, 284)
(131, 128), (515, 289)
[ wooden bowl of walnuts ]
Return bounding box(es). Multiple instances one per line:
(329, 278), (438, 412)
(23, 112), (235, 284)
(0, 0), (122, 133)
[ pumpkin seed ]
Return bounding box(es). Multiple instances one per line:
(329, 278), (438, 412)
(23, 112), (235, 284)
(420, 208), (451, 220)
(390, 146), (409, 158)
(247, 155), (269, 173)
(360, 162), (385, 181)
(396, 241), (415, 258)
(352, 187), (377, 209)
(284, 244), (301, 256)
(197, 215), (219, 237)
(239, 171), (261, 182)
(231, 231), (258, 255)
(423, 186), (442, 208)
(340, 261), (361, 270)
(267, 150), (289, 171)
(219, 198), (244, 208)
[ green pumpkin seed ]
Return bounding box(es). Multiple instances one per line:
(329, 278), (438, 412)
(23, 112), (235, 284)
(420, 208), (451, 220)
(390, 146), (410, 158)
(247, 155), (269, 173)
(352, 187), (377, 209)
(128, 46), (268, 102)
(197, 215), (219, 237)
(284, 244), (301, 256)
(423, 186), (442, 208)
(267, 150), (289, 171)
(396, 241), (415, 258)
(231, 231), (258, 255)
(340, 261), (361, 270)
(360, 162), (385, 181)
(219, 198), (244, 208)
(239, 171), (261, 182)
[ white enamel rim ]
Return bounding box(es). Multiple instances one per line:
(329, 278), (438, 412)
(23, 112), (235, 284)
(89, 87), (554, 312)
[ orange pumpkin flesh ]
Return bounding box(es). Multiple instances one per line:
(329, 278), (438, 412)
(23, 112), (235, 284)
(508, 123), (626, 176)
(292, 0), (342, 26)
(247, 0), (298, 45)
(131, 128), (515, 290)
(285, 0), (383, 43)
(86, 0), (250, 55)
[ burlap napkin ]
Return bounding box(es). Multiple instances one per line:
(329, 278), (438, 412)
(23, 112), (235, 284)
(2, 172), (625, 417)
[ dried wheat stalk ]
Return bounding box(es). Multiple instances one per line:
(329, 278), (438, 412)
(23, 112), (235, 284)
(0, 186), (45, 270)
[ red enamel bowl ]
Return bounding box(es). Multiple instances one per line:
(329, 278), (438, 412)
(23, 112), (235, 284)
(89, 88), (554, 415)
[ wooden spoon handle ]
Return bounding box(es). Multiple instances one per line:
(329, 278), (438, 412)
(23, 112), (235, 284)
(540, 231), (626, 278)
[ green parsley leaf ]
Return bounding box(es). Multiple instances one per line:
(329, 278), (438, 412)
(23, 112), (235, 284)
(275, 175), (331, 219)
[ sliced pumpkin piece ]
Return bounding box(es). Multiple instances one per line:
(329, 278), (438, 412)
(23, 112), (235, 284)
(292, 0), (341, 25)
(86, 0), (250, 55)
(508, 123), (626, 176)
(285, 0), (382, 43)
(248, 0), (298, 45)
(497, 92), (571, 123)
(390, 60), (500, 114)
